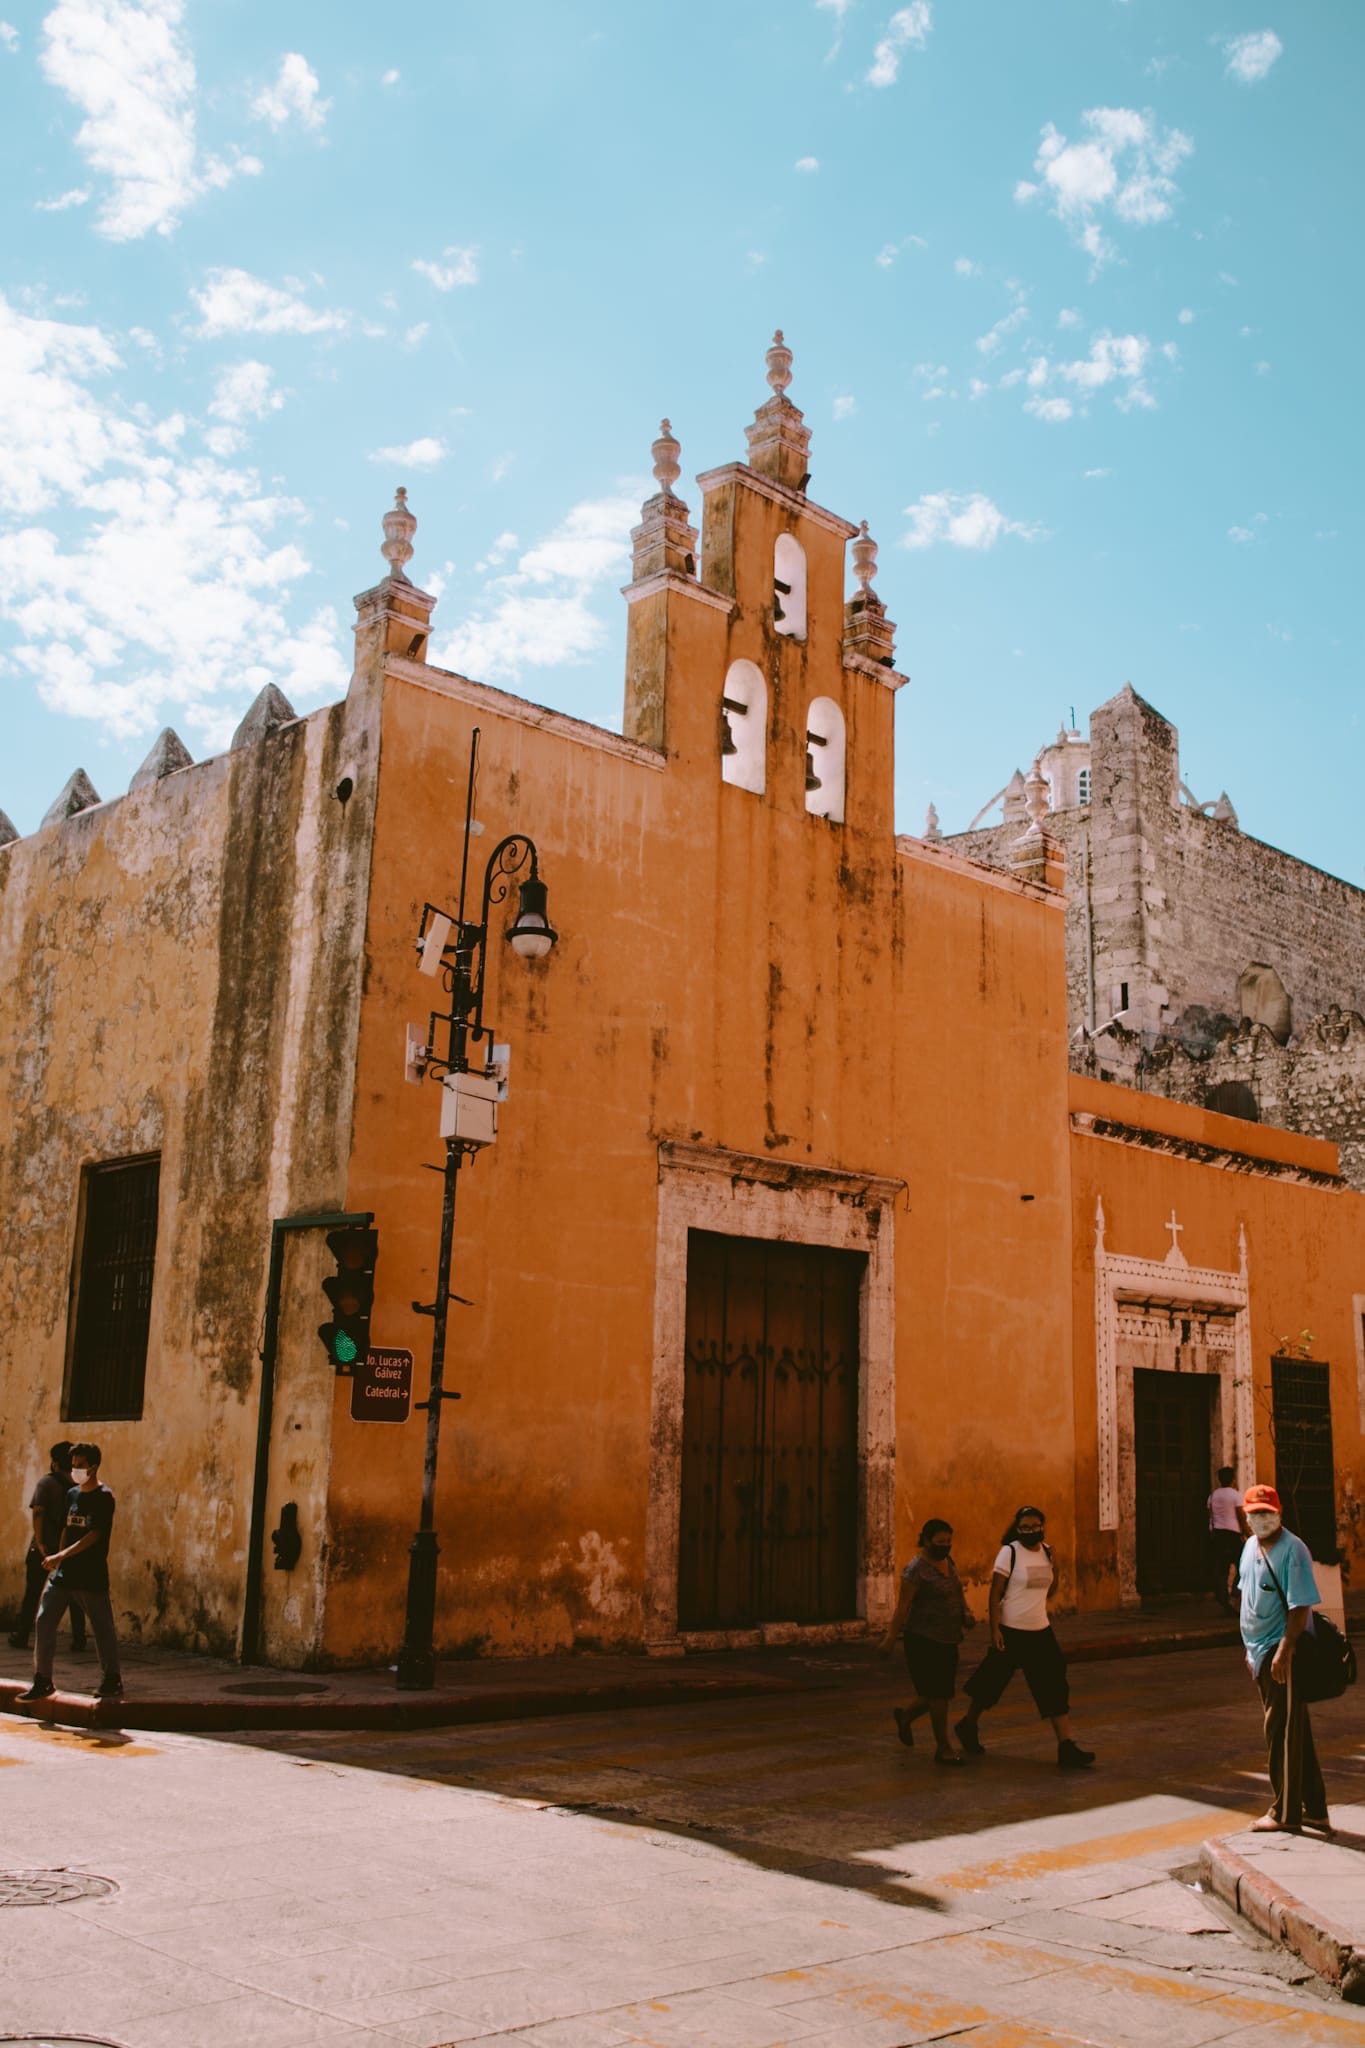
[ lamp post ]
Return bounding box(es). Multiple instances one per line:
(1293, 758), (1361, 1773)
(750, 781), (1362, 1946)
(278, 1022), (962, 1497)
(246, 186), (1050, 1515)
(395, 727), (557, 1690)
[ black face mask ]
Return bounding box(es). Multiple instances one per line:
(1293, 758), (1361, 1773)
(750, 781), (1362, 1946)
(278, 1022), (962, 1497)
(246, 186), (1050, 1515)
(928, 1543), (952, 1559)
(1017, 1531), (1044, 1548)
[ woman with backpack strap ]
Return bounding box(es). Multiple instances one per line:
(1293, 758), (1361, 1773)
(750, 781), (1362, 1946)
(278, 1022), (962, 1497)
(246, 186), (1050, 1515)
(1237, 1482), (1333, 1836)
(955, 1506), (1096, 1769)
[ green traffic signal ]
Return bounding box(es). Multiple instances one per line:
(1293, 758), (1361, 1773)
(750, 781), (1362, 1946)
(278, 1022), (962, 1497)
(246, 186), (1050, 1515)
(318, 1226), (378, 1374)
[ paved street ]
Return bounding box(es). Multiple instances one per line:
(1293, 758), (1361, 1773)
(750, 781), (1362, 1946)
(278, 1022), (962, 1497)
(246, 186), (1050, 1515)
(2, 1643), (1363, 2046)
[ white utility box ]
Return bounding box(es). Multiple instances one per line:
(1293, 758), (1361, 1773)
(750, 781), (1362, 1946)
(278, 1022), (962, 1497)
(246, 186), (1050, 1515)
(440, 1070), (499, 1146)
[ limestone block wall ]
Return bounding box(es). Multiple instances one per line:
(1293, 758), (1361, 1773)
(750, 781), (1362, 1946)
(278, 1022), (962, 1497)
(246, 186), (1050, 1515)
(0, 682), (381, 1658)
(948, 685), (1365, 1180)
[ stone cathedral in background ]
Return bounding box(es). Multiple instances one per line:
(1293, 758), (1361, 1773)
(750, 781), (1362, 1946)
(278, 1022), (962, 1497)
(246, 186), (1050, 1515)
(1, 334), (1362, 1674)
(944, 693), (1365, 1191)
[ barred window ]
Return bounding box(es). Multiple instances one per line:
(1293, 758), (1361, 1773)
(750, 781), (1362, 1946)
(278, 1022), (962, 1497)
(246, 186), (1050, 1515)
(1270, 1356), (1336, 1561)
(66, 1156), (160, 1421)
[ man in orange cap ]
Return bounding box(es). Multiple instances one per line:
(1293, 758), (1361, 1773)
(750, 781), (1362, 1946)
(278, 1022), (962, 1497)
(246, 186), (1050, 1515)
(1236, 1483), (1330, 1834)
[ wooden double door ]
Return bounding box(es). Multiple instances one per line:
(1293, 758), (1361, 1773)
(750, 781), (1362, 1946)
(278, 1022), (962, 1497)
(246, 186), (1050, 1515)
(678, 1230), (863, 1631)
(1134, 1368), (1214, 1597)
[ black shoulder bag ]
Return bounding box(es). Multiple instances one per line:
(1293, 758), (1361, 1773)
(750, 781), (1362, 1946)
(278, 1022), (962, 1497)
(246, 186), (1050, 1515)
(1257, 1543), (1357, 1704)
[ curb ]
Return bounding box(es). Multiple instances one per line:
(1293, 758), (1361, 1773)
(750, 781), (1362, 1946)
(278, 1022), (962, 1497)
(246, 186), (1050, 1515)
(1065, 1624), (1241, 1663)
(1200, 1836), (1365, 2003)
(0, 1669), (802, 1736)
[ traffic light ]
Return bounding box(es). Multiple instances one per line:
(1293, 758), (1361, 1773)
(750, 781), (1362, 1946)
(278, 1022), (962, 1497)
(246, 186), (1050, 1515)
(318, 1226), (378, 1374)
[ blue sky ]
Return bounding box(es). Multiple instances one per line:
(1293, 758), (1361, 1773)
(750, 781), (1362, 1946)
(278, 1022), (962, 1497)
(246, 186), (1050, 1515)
(1, 2), (1359, 882)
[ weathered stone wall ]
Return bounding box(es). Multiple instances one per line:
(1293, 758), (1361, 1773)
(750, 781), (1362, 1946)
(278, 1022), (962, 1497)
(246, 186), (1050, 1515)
(0, 680), (382, 1656)
(949, 685), (1365, 1185)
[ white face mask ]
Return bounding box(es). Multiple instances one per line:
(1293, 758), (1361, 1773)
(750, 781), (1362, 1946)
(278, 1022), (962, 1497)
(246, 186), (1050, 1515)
(1248, 1511), (1281, 1539)
(70, 1467), (90, 1485)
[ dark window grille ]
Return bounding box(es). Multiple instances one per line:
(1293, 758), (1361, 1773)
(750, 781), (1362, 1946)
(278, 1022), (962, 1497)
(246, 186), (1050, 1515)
(67, 1157), (160, 1421)
(1270, 1356), (1336, 1560)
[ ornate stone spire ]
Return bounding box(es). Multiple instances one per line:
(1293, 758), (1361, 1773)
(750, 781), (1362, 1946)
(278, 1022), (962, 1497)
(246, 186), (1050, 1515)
(381, 487), (417, 580)
(353, 484), (437, 681)
(765, 329), (793, 395)
(842, 520), (897, 668)
(923, 802), (942, 841)
(630, 418), (697, 583)
(1009, 756), (1066, 893)
(1003, 768), (1028, 824)
(745, 329), (812, 492)
(651, 419), (681, 493)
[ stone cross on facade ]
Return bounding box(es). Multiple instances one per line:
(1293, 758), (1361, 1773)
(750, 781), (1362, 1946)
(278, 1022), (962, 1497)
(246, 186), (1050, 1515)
(1163, 1210), (1188, 1266)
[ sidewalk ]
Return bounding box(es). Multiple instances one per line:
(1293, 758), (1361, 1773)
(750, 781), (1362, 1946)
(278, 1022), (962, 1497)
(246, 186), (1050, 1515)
(2, 1593), (1325, 1734)
(1202, 1804), (1365, 2002)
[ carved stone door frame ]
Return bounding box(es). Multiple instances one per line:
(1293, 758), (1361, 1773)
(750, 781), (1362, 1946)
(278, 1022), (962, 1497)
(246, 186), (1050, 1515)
(645, 1141), (902, 1650)
(1093, 1199), (1254, 1607)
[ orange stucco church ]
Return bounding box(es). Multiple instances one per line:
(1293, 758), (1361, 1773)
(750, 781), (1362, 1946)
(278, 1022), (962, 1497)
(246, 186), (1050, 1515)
(2, 334), (1362, 1670)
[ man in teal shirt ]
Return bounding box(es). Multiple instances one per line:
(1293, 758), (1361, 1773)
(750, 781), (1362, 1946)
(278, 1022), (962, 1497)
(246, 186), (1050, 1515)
(1237, 1482), (1330, 1835)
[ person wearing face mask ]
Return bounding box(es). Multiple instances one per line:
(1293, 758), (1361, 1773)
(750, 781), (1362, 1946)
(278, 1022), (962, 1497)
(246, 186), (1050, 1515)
(879, 1519), (976, 1765)
(1237, 1483), (1330, 1835)
(7, 1441), (87, 1654)
(17, 1442), (122, 1706)
(954, 1507), (1096, 1770)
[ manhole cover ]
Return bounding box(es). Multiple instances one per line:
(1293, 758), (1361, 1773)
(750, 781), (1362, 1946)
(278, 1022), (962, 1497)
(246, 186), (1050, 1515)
(220, 1680), (329, 1696)
(0, 1872), (118, 1907)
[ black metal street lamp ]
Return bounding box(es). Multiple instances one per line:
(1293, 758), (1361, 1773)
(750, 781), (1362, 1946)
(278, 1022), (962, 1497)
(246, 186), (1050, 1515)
(395, 727), (557, 1690)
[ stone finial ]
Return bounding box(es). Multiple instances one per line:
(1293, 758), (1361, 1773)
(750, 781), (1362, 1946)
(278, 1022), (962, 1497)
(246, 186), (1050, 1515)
(1009, 757), (1065, 893)
(1024, 756), (1050, 827)
(1211, 791), (1239, 827)
(629, 419), (697, 584)
(852, 520), (877, 594)
(381, 486), (417, 580)
(0, 807), (18, 848)
(42, 768), (101, 827)
(651, 419), (681, 494)
(231, 683), (297, 751)
(1003, 768), (1028, 825)
(129, 727), (193, 793)
(765, 329), (794, 395)
(923, 803), (942, 841)
(746, 328), (811, 491)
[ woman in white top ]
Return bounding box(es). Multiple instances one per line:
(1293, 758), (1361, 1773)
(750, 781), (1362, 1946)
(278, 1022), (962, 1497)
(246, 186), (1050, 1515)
(955, 1506), (1096, 1770)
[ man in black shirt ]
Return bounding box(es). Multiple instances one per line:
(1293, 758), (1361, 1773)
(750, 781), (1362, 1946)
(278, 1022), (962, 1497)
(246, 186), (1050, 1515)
(18, 1442), (122, 1704)
(8, 1441), (86, 1653)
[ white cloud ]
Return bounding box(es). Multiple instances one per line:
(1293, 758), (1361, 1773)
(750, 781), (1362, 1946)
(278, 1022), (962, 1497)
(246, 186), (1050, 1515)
(0, 291), (347, 746)
(795, 155), (819, 173)
(1084, 467), (1111, 478)
(251, 52), (329, 133)
(833, 394), (856, 420)
(473, 531), (518, 573)
(954, 256), (981, 277)
(1256, 359), (1271, 375)
(190, 268), (348, 337)
(368, 436), (446, 471)
(816, 0), (852, 56)
(968, 377), (990, 400)
(381, 67), (399, 85)
(0, 21), (17, 51)
(866, 3), (931, 87)
(412, 248), (479, 291)
(900, 491), (1044, 551)
(403, 321), (429, 349)
(1025, 395), (1073, 423)
(1229, 525), (1256, 543)
(208, 359), (283, 425)
(434, 490), (640, 684)
(1016, 105), (1193, 270)
(976, 304), (1029, 356)
(1057, 307), (1081, 328)
(1177, 307), (1194, 323)
(1223, 30), (1282, 84)
(39, 0), (259, 241)
(35, 187), (91, 212)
